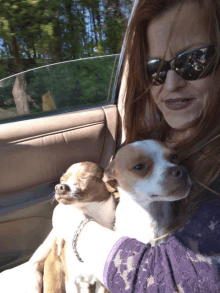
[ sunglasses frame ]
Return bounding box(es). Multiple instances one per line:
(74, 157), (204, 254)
(146, 44), (217, 86)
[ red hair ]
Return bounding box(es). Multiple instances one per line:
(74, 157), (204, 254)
(118, 0), (220, 233)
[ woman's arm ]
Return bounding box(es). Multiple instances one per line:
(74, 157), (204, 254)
(57, 198), (220, 292)
(76, 220), (127, 283)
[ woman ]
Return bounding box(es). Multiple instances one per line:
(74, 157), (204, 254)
(4, 0), (220, 292)
(52, 0), (220, 292)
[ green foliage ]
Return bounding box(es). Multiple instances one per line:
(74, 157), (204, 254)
(0, 65), (6, 79)
(23, 55), (119, 112)
(95, 43), (105, 56)
(0, 79), (15, 109)
(0, 55), (119, 122)
(0, 0), (48, 45)
(104, 17), (125, 54)
(0, 0), (132, 77)
(0, 0), (130, 121)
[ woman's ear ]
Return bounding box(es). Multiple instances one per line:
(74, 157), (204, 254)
(102, 160), (117, 193)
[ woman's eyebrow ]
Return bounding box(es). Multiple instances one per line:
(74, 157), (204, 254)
(174, 42), (210, 55)
(147, 41), (210, 60)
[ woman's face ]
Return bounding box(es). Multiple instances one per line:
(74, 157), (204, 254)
(147, 1), (213, 129)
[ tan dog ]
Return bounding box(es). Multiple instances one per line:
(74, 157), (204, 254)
(29, 162), (116, 293)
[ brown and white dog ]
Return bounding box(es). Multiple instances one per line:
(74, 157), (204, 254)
(104, 139), (191, 245)
(28, 139), (191, 293)
(42, 162), (116, 293)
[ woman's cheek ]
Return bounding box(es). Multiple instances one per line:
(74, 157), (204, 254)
(150, 86), (162, 106)
(150, 88), (166, 117)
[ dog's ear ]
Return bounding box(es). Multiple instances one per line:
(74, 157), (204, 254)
(102, 160), (117, 193)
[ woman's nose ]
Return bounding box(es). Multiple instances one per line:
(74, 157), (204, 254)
(164, 70), (186, 91)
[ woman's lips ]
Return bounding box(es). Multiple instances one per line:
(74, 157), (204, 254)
(164, 98), (194, 110)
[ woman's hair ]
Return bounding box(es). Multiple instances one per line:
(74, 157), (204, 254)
(119, 0), (220, 236)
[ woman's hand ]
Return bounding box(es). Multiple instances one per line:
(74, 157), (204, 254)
(52, 204), (86, 243)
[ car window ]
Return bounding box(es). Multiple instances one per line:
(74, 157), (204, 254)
(0, 0), (132, 123)
(0, 55), (119, 123)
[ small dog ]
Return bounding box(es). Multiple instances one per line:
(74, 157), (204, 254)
(103, 139), (192, 245)
(29, 139), (191, 293)
(43, 162), (116, 293)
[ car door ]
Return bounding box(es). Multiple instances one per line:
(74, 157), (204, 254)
(0, 58), (122, 272)
(0, 0), (133, 275)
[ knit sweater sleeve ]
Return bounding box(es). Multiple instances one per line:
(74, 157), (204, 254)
(103, 196), (220, 293)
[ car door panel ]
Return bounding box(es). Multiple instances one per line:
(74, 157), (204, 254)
(0, 104), (118, 271)
(0, 216), (52, 271)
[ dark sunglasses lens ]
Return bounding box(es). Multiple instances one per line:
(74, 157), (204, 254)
(174, 45), (216, 80)
(147, 60), (167, 85)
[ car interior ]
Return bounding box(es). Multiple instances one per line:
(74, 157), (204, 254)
(0, 100), (120, 272)
(0, 3), (136, 293)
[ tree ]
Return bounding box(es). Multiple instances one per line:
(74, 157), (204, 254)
(0, 0), (49, 71)
(101, 0), (132, 54)
(0, 0), (132, 77)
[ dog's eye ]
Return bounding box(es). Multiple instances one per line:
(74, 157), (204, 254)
(133, 164), (145, 171)
(171, 154), (178, 163)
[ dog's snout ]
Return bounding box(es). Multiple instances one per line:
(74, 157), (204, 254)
(55, 184), (70, 194)
(168, 166), (187, 179)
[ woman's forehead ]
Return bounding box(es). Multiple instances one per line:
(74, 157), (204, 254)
(146, 1), (211, 60)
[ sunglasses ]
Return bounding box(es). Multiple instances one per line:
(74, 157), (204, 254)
(146, 44), (217, 86)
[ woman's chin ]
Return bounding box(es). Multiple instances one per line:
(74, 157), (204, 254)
(162, 103), (202, 130)
(165, 116), (196, 130)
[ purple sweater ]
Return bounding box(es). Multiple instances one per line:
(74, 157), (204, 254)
(103, 184), (220, 292)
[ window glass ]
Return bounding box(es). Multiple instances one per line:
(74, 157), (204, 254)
(0, 0), (132, 122)
(0, 55), (119, 122)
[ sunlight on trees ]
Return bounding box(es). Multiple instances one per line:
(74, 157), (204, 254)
(0, 0), (132, 120)
(0, 0), (132, 77)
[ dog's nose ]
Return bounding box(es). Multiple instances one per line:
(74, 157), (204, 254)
(55, 184), (71, 194)
(168, 166), (187, 179)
